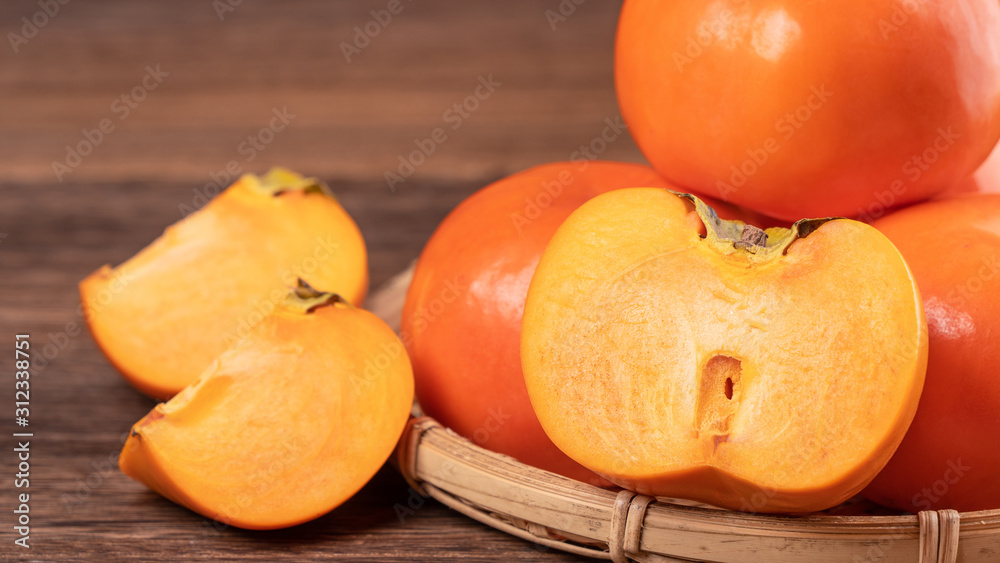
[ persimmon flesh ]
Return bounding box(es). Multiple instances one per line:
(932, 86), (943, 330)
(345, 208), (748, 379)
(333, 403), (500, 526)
(119, 283), (413, 530)
(522, 189), (927, 513)
(80, 168), (367, 400)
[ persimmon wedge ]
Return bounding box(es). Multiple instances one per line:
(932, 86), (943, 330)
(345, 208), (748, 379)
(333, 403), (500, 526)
(521, 189), (927, 513)
(80, 168), (367, 400)
(119, 282), (413, 530)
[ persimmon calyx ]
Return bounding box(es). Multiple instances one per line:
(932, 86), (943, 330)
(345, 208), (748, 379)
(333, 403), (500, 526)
(674, 192), (840, 262)
(284, 278), (351, 313)
(245, 167), (334, 198)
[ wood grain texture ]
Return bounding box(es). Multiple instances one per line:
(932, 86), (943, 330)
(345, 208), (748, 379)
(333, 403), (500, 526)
(0, 0), (642, 560)
(0, 0), (643, 185)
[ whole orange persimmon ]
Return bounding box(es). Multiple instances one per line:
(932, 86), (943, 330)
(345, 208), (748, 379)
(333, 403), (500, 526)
(615, 0), (1000, 221)
(402, 161), (769, 484)
(864, 195), (1000, 513)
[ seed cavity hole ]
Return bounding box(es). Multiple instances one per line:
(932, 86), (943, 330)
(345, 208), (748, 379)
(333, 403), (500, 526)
(695, 355), (743, 437)
(705, 354), (742, 399)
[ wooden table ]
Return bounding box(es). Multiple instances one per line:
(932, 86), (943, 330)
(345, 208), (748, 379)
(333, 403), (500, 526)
(0, 0), (641, 560)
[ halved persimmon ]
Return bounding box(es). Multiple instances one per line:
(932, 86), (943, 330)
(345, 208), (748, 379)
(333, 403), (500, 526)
(119, 282), (413, 530)
(80, 168), (367, 399)
(521, 189), (927, 513)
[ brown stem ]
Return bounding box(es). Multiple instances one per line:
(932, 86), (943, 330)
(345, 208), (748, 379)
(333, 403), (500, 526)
(734, 224), (768, 253)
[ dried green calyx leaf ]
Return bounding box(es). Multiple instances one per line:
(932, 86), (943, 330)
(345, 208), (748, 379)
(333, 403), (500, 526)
(245, 167), (333, 198)
(672, 191), (842, 263)
(284, 278), (351, 313)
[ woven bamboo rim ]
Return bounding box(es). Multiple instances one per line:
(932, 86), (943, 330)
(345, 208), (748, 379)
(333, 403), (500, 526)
(368, 265), (1000, 563)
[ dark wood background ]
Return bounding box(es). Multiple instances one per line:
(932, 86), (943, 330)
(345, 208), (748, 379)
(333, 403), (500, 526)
(0, 0), (643, 560)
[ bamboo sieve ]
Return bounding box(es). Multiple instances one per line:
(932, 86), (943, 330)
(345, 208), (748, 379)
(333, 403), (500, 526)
(367, 265), (1000, 563)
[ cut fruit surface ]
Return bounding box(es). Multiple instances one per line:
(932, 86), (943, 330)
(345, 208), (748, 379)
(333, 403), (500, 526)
(80, 168), (367, 399)
(119, 282), (413, 530)
(521, 189), (927, 513)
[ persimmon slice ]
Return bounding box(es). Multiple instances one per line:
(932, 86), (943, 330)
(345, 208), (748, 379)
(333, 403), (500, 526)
(521, 189), (927, 513)
(80, 168), (367, 399)
(119, 282), (413, 530)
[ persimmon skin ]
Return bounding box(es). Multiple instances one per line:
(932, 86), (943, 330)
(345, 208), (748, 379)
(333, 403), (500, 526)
(940, 142), (1000, 198)
(616, 0), (1000, 221)
(403, 161), (764, 485)
(865, 195), (1000, 513)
